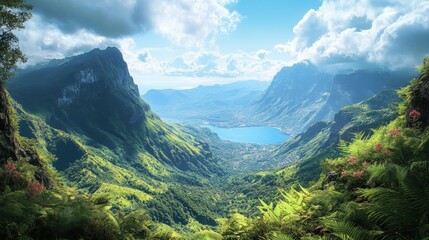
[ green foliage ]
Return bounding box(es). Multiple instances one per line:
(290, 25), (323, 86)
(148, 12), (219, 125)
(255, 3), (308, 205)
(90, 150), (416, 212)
(258, 185), (311, 227)
(215, 62), (429, 240)
(416, 56), (429, 75)
(218, 213), (253, 239)
(0, 186), (123, 239)
(192, 230), (223, 240)
(120, 209), (153, 239)
(0, 0), (32, 81)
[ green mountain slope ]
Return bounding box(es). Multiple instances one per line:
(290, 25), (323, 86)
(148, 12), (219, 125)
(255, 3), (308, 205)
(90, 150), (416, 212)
(242, 62), (411, 134)
(204, 58), (429, 240)
(7, 47), (225, 226)
(220, 88), (404, 216)
(272, 89), (402, 180)
(1, 88), (187, 240)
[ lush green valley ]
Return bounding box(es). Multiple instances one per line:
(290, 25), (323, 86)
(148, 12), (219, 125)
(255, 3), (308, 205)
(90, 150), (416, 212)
(2, 52), (428, 239)
(4, 48), (235, 232)
(213, 61), (429, 239)
(1, 2), (428, 238)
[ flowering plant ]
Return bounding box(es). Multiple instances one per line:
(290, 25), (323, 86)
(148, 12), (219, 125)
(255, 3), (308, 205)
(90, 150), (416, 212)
(409, 109), (421, 121)
(388, 129), (401, 137)
(4, 161), (16, 174)
(27, 181), (44, 197)
(374, 143), (383, 152)
(347, 156), (358, 165)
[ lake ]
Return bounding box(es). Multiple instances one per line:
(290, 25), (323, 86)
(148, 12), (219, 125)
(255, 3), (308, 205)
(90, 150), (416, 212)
(204, 126), (290, 145)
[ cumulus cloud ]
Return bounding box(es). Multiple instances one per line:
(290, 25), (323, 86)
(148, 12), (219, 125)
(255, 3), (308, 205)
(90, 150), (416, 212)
(151, 0), (241, 47)
(160, 50), (285, 79)
(28, 0), (240, 47)
(275, 0), (429, 70)
(27, 0), (152, 37)
(16, 15), (120, 65)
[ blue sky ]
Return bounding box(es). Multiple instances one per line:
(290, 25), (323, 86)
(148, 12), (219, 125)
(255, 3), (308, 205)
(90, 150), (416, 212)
(219, 1), (321, 52)
(18, 0), (429, 93)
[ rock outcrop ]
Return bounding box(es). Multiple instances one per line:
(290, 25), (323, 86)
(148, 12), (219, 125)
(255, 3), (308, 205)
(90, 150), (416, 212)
(0, 86), (19, 162)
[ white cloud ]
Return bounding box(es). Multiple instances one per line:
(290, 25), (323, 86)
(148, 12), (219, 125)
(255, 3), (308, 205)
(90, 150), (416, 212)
(152, 0), (241, 47)
(159, 50), (285, 79)
(17, 1), (244, 74)
(275, 0), (429, 70)
(17, 15), (119, 66)
(27, 0), (240, 48)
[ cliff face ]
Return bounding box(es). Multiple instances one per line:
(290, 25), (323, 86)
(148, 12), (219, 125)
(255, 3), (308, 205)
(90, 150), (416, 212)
(244, 61), (411, 134)
(248, 61), (333, 134)
(8, 47), (222, 176)
(8, 47), (147, 147)
(0, 85), (19, 162)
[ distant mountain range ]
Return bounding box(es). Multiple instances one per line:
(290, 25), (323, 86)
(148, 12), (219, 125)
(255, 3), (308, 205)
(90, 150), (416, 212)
(143, 80), (269, 124)
(244, 61), (413, 134)
(145, 61), (413, 135)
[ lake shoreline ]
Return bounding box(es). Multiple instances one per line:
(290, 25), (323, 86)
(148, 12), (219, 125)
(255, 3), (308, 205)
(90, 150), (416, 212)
(202, 125), (291, 145)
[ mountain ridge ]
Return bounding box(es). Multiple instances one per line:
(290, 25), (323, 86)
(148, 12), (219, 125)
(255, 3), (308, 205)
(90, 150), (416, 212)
(143, 80), (269, 124)
(8, 47), (221, 175)
(242, 62), (413, 134)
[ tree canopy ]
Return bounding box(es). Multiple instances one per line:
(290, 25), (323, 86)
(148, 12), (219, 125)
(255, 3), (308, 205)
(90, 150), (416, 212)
(0, 0), (31, 82)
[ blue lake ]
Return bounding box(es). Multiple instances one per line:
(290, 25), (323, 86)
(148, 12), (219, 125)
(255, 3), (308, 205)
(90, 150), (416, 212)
(204, 126), (290, 145)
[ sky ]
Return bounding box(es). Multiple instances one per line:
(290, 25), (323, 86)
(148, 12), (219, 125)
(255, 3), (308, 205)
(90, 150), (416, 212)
(17, 0), (429, 94)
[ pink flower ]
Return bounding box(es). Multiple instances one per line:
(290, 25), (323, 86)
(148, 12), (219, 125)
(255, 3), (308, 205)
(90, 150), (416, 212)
(388, 129), (401, 137)
(353, 171), (364, 178)
(27, 181), (44, 197)
(409, 110), (421, 120)
(374, 143), (383, 152)
(4, 161), (16, 174)
(383, 150), (391, 156)
(341, 170), (349, 177)
(347, 156), (358, 165)
(362, 161), (370, 167)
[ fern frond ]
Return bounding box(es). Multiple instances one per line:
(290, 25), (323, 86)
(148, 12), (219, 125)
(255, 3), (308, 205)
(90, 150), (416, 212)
(327, 221), (380, 240)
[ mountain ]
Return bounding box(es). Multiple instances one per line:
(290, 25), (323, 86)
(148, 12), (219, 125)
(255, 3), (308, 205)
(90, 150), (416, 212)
(221, 89), (403, 215)
(143, 80), (269, 124)
(215, 59), (429, 240)
(271, 88), (402, 182)
(247, 61), (333, 133)
(7, 47), (225, 225)
(244, 61), (412, 134)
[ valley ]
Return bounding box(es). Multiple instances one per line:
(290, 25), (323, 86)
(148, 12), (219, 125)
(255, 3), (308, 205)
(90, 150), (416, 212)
(3, 46), (417, 238)
(1, 1), (429, 239)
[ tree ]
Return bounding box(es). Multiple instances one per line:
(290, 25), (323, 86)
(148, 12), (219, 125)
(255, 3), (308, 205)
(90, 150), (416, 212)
(0, 0), (31, 162)
(0, 0), (32, 82)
